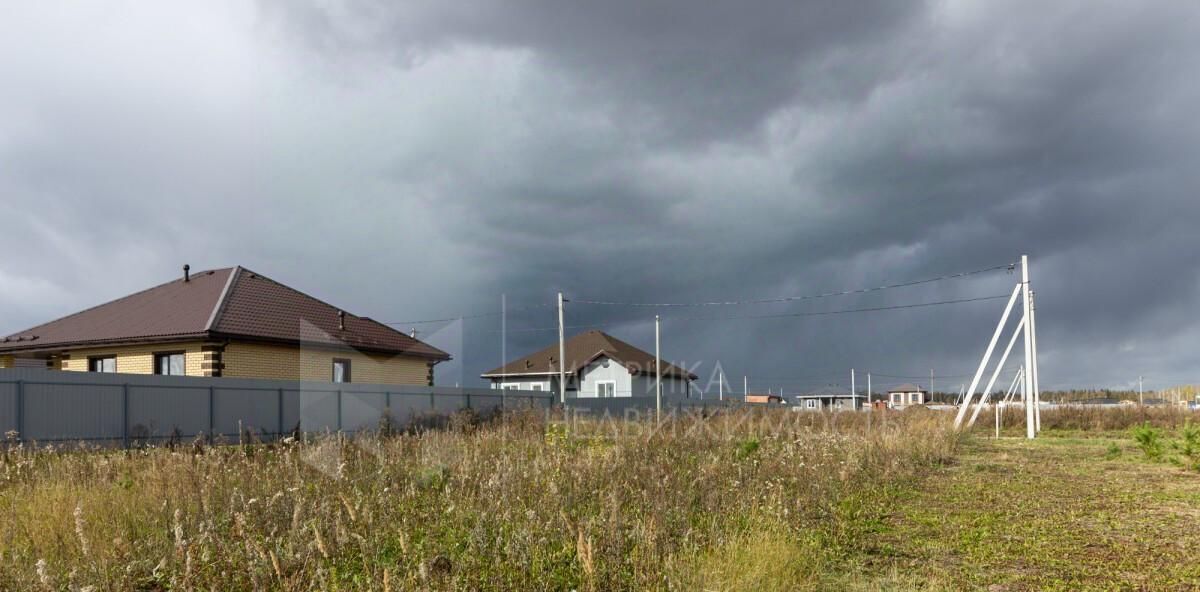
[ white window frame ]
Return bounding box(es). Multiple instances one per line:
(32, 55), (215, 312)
(530, 383), (543, 391)
(596, 380), (616, 398)
(909, 392), (922, 405)
(502, 383), (520, 391)
(891, 392), (903, 405)
(805, 399), (818, 409)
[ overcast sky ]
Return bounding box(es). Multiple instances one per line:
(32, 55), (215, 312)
(2, 1), (1198, 393)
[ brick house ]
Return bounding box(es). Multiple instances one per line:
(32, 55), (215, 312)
(0, 266), (449, 384)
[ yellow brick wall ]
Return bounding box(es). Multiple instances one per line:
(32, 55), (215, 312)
(0, 355), (12, 369)
(223, 342), (433, 385)
(60, 342), (207, 376)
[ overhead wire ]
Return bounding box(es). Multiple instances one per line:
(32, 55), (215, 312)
(570, 262), (1015, 308)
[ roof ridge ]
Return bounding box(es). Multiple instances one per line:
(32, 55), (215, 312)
(213, 266), (430, 348)
(3, 267), (233, 339)
(204, 266), (241, 332)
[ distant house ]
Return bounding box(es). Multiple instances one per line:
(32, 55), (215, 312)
(745, 393), (785, 404)
(793, 386), (867, 411)
(887, 384), (928, 407)
(481, 330), (697, 398)
(0, 266), (450, 384)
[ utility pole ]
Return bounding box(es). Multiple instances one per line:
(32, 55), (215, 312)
(655, 315), (662, 422)
(744, 376), (748, 400)
(867, 373), (872, 405)
(1139, 376), (1144, 406)
(719, 370), (724, 401)
(1030, 290), (1041, 432)
(1021, 255), (1035, 439)
(557, 292), (566, 406)
(930, 369), (934, 401)
(851, 368), (856, 398)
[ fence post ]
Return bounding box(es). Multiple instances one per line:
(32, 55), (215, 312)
(277, 388), (284, 439)
(122, 383), (130, 449)
(466, 392), (472, 410)
(336, 389), (343, 432)
(208, 386), (215, 440)
(15, 380), (24, 444)
(430, 389), (436, 412)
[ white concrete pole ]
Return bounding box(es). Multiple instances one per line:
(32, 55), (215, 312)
(1139, 376), (1144, 405)
(954, 282), (1023, 429)
(655, 314), (662, 422)
(867, 373), (872, 405)
(1030, 290), (1042, 432)
(557, 292), (566, 406)
(1021, 255), (1035, 439)
(851, 368), (856, 398)
(744, 376), (748, 400)
(968, 316), (1026, 428)
(719, 370), (724, 401)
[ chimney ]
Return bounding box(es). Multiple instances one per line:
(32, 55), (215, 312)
(183, 264), (191, 282)
(409, 328), (418, 339)
(338, 310), (345, 331)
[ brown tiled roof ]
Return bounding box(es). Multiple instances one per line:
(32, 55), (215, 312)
(481, 330), (696, 380)
(887, 383), (925, 393)
(0, 267), (449, 360)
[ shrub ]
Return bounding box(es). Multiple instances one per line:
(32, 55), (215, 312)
(1132, 422), (1165, 460)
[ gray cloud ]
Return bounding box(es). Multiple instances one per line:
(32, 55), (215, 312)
(2, 1), (1198, 393)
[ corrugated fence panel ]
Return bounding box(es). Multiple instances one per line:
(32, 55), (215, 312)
(387, 393), (429, 427)
(342, 391), (386, 432)
(0, 382), (16, 434)
(468, 393), (505, 415)
(214, 388), (282, 436)
(281, 390), (302, 434)
(300, 390), (339, 432)
(23, 382), (124, 441)
(0, 370), (556, 444)
(128, 385), (209, 438)
(432, 393), (467, 415)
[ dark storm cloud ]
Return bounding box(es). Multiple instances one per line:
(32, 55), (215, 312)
(259, 0), (922, 142)
(2, 1), (1199, 391)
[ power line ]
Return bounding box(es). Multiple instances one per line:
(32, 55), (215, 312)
(571, 262), (1015, 308)
(382, 303), (555, 326)
(667, 294), (1011, 322)
(498, 294), (1011, 333)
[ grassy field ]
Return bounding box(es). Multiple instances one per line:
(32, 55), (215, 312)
(836, 433), (1200, 591)
(1, 408), (1197, 591)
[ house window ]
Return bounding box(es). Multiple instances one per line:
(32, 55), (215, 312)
(332, 359), (351, 383)
(530, 384), (543, 391)
(503, 384), (520, 391)
(596, 381), (615, 398)
(910, 392), (922, 405)
(891, 393), (902, 405)
(806, 399), (818, 409)
(88, 356), (116, 373)
(154, 352), (186, 376)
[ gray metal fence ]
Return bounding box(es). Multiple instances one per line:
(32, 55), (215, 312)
(0, 369), (552, 445)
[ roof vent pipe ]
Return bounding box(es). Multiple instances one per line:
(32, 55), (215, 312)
(183, 264), (191, 282)
(338, 310), (345, 331)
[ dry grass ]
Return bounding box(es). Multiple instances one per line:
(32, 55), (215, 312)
(987, 403), (1198, 433)
(0, 409), (959, 591)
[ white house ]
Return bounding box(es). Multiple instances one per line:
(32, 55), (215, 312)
(481, 330), (696, 398)
(887, 383), (928, 407)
